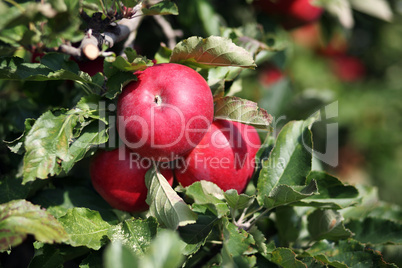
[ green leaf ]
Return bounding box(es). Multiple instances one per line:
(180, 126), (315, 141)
(31, 186), (121, 221)
(28, 245), (64, 268)
(350, 0), (393, 22)
(257, 116), (319, 208)
(184, 181), (229, 218)
(104, 241), (138, 268)
(112, 55), (153, 72)
(4, 118), (35, 155)
(224, 189), (255, 210)
(105, 71), (137, 99)
(62, 122), (108, 172)
(195, 0), (222, 36)
(75, 94), (107, 123)
(221, 217), (256, 267)
(170, 36), (256, 68)
(307, 239), (398, 268)
(275, 206), (302, 246)
(178, 214), (218, 255)
(342, 186), (402, 222)
(0, 56), (99, 89)
(214, 96), (273, 129)
(248, 226), (269, 255)
(268, 248), (308, 268)
(142, 1), (179, 16)
(154, 45), (172, 64)
(346, 218), (402, 245)
(107, 218), (158, 256)
(22, 110), (78, 183)
(79, 251), (103, 268)
(297, 171), (359, 209)
(207, 66), (242, 96)
(0, 200), (68, 252)
(58, 208), (111, 250)
(251, 134), (275, 182)
(261, 181), (318, 209)
(0, 176), (32, 204)
(140, 230), (185, 268)
(145, 165), (197, 229)
(307, 209), (353, 241)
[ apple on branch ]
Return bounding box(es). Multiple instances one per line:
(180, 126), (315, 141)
(117, 63), (214, 162)
(90, 147), (174, 212)
(174, 119), (261, 194)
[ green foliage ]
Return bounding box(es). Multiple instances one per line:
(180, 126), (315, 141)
(1, 0), (401, 267)
(0, 200), (68, 252)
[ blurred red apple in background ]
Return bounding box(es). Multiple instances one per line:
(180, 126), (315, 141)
(76, 57), (104, 76)
(258, 65), (284, 87)
(329, 54), (366, 82)
(253, 0), (324, 29)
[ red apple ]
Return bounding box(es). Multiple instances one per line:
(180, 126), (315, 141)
(174, 119), (261, 193)
(329, 55), (366, 82)
(117, 63), (214, 162)
(90, 147), (174, 212)
(253, 0), (323, 29)
(31, 51), (45, 63)
(259, 65), (284, 87)
(291, 23), (322, 50)
(76, 57), (104, 76)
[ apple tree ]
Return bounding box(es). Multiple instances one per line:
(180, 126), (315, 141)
(1, 0), (402, 267)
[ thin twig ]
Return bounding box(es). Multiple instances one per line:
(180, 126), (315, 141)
(153, 15), (182, 49)
(58, 5), (144, 59)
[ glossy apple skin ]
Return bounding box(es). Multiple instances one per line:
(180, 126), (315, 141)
(90, 148), (174, 212)
(117, 63), (214, 162)
(174, 120), (261, 193)
(254, 0), (323, 29)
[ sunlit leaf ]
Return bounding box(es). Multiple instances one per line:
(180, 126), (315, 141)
(104, 241), (138, 268)
(142, 1), (178, 16)
(58, 208), (111, 250)
(184, 181), (229, 218)
(257, 115), (319, 208)
(214, 96), (272, 129)
(145, 165), (197, 229)
(22, 110), (78, 183)
(107, 218), (158, 256)
(170, 36), (256, 68)
(0, 200), (67, 252)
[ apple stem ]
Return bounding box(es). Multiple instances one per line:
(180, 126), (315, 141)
(154, 95), (162, 106)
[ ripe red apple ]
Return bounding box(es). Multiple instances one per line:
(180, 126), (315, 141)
(291, 23), (322, 50)
(90, 147), (174, 212)
(76, 57), (104, 76)
(174, 119), (261, 193)
(253, 0), (323, 29)
(117, 63), (214, 162)
(258, 65), (284, 87)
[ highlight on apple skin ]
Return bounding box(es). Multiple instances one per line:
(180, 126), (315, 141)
(117, 63), (214, 162)
(174, 119), (261, 194)
(90, 147), (174, 212)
